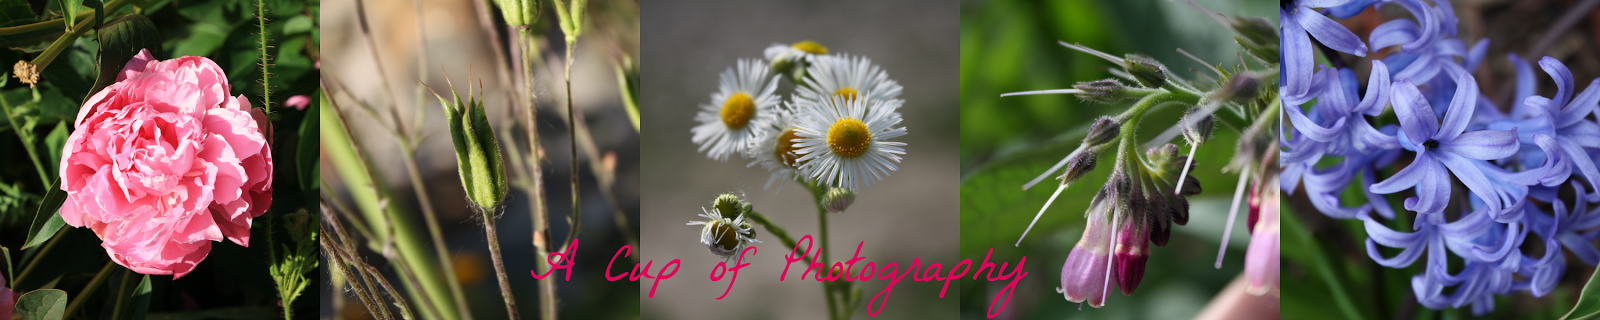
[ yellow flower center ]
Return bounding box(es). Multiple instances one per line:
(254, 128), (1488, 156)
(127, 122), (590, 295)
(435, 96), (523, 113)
(833, 87), (859, 102)
(792, 40), (829, 55)
(720, 92), (755, 128)
(827, 117), (872, 157)
(774, 128), (805, 167)
(710, 221), (739, 251)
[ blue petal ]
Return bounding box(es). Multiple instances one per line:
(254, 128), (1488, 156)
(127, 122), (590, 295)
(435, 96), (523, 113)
(1405, 154), (1452, 214)
(1287, 107), (1347, 142)
(1539, 56), (1576, 108)
(1439, 129), (1518, 160)
(1327, 0), (1378, 18)
(1356, 60), (1392, 116)
(1559, 233), (1600, 266)
(1293, 7), (1368, 56)
(1435, 73), (1479, 141)
(1368, 19), (1420, 52)
(1436, 152), (1502, 213)
(1510, 53), (1538, 119)
(1391, 80), (1440, 147)
(1370, 150), (1431, 194)
(1463, 39), (1489, 72)
(1394, 0), (1440, 53)
(1281, 13), (1315, 102)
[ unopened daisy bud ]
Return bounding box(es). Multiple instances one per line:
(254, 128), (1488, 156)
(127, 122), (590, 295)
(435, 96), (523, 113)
(1083, 116), (1122, 147)
(1122, 54), (1168, 88)
(821, 188), (856, 213)
(712, 193), (751, 220)
(1072, 79), (1129, 104)
(687, 207), (761, 259)
(1229, 17), (1277, 48)
(429, 78), (508, 209)
(1113, 215), (1150, 295)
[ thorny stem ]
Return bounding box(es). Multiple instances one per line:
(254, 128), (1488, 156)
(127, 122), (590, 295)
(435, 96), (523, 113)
(256, 0), (272, 116)
(480, 206), (521, 320)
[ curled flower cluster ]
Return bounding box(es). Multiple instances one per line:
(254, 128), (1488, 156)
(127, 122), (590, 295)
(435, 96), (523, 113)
(1280, 0), (1600, 315)
(691, 41), (908, 191)
(1005, 7), (1282, 303)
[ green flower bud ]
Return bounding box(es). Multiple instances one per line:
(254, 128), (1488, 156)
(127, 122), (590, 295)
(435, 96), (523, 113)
(1230, 17), (1277, 48)
(430, 78), (509, 209)
(1073, 79), (1129, 104)
(1236, 36), (1279, 65)
(822, 188), (856, 213)
(1122, 54), (1168, 88)
(1214, 73), (1262, 103)
(1083, 116), (1122, 147)
(1059, 150), (1097, 185)
(712, 193), (751, 220)
(1180, 108), (1215, 145)
(494, 0), (538, 27)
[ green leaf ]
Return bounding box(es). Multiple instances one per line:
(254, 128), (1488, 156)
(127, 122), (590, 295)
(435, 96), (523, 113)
(297, 91), (319, 202)
(280, 14), (311, 35)
(89, 14), (162, 99)
(15, 289), (67, 320)
(23, 180), (67, 250)
(615, 56), (639, 131)
(57, 0), (81, 32)
(171, 22), (229, 58)
(122, 275), (151, 320)
(44, 120), (67, 173)
(2, 245), (13, 284)
(0, 0), (35, 24)
(1563, 267), (1600, 320)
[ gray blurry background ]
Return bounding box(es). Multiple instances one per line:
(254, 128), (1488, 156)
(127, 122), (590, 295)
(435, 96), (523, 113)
(640, 1), (960, 319)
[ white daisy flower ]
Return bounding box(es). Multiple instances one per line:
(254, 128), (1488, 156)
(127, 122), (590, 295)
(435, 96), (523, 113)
(692, 59), (781, 161)
(685, 207), (761, 259)
(795, 54), (903, 108)
(764, 40), (829, 66)
(745, 107), (805, 191)
(792, 96), (907, 190)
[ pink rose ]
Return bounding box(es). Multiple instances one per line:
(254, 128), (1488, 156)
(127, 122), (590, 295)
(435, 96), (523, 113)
(58, 49), (273, 279)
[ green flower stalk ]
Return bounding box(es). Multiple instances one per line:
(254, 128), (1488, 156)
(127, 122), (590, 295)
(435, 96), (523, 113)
(493, 0), (537, 27)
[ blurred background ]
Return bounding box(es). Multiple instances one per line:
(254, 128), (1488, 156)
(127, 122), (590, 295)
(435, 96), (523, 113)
(1282, 1), (1600, 319)
(319, 0), (639, 318)
(638, 0), (960, 319)
(957, 0), (1276, 319)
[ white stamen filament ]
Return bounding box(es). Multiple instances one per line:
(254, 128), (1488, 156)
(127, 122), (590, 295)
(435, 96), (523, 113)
(1174, 142), (1199, 195)
(1216, 170), (1251, 269)
(1024, 146), (1085, 190)
(1000, 89), (1086, 97)
(1101, 212), (1119, 306)
(1059, 41), (1126, 66)
(1017, 183), (1069, 247)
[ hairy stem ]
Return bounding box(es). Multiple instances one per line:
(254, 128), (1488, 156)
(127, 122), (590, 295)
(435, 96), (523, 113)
(256, 0), (272, 116)
(480, 206), (520, 320)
